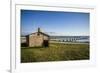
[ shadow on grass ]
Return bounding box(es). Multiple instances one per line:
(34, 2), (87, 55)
(21, 46), (49, 49)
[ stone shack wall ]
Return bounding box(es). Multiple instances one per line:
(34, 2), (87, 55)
(28, 32), (49, 47)
(29, 35), (43, 47)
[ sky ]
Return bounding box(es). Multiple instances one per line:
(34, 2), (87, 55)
(21, 10), (90, 36)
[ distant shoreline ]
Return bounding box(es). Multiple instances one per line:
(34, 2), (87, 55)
(50, 41), (89, 44)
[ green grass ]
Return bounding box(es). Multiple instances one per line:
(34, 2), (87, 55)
(21, 43), (89, 63)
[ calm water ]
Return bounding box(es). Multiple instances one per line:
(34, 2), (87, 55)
(50, 36), (89, 43)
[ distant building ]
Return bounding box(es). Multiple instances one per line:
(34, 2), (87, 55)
(26, 28), (49, 47)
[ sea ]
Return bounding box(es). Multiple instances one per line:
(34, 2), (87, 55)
(50, 36), (89, 43)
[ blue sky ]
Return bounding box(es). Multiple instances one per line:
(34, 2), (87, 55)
(21, 10), (89, 36)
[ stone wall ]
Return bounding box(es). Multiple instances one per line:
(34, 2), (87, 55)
(28, 32), (49, 47)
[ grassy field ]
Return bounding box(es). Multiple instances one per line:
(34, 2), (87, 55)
(21, 43), (89, 63)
